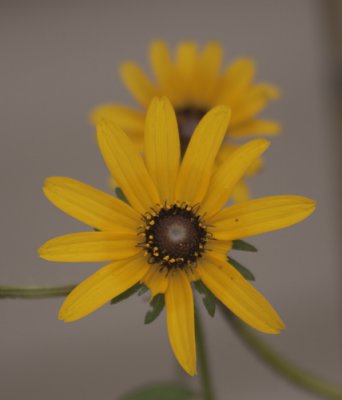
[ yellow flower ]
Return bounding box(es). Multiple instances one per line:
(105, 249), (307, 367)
(40, 98), (314, 376)
(92, 41), (280, 201)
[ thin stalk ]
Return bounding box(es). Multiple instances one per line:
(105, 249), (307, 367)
(195, 308), (215, 400)
(221, 306), (342, 400)
(0, 284), (76, 299)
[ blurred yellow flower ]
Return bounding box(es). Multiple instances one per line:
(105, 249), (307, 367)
(40, 98), (314, 376)
(92, 41), (280, 200)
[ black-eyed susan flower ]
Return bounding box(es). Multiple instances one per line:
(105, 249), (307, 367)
(92, 41), (280, 200)
(40, 97), (314, 376)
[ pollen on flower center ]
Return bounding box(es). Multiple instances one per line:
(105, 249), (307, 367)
(176, 108), (206, 154)
(167, 221), (187, 242)
(139, 203), (210, 270)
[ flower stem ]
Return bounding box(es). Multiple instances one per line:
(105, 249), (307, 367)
(221, 306), (342, 400)
(0, 284), (76, 299)
(195, 308), (215, 400)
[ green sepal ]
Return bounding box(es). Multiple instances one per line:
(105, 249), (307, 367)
(228, 257), (255, 281)
(232, 239), (257, 252)
(138, 285), (149, 296)
(115, 187), (127, 202)
(144, 294), (165, 324)
(193, 280), (216, 317)
(111, 283), (142, 304)
(120, 382), (196, 400)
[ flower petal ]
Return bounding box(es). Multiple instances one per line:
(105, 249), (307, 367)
(230, 119), (281, 137)
(209, 196), (316, 241)
(165, 269), (196, 376)
(175, 106), (231, 204)
(230, 84), (280, 126)
(97, 120), (160, 214)
(201, 140), (269, 217)
(90, 104), (145, 134)
(175, 42), (199, 104)
(144, 97), (180, 203)
(149, 40), (173, 87)
(142, 265), (169, 296)
(176, 41), (198, 79)
(120, 62), (158, 107)
(149, 41), (185, 106)
(206, 239), (233, 263)
(197, 259), (285, 333)
(231, 181), (251, 203)
(194, 42), (223, 106)
(199, 42), (223, 82)
(39, 231), (140, 262)
(43, 177), (139, 231)
(215, 58), (255, 104)
(59, 256), (149, 322)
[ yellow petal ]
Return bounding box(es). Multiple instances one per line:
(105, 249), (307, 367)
(97, 120), (160, 214)
(186, 267), (201, 282)
(175, 106), (231, 204)
(39, 231), (140, 262)
(251, 83), (280, 99)
(90, 104), (145, 134)
(245, 157), (263, 177)
(165, 269), (196, 376)
(149, 41), (186, 106)
(193, 42), (223, 106)
(59, 256), (149, 322)
(175, 42), (199, 104)
(142, 265), (169, 296)
(176, 41), (198, 79)
(120, 62), (158, 107)
(216, 143), (263, 177)
(43, 177), (139, 231)
(209, 196), (316, 241)
(231, 180), (251, 203)
(206, 239), (233, 263)
(215, 58), (255, 104)
(230, 84), (280, 127)
(199, 42), (223, 81)
(197, 259), (285, 334)
(149, 40), (173, 87)
(201, 140), (269, 217)
(144, 97), (180, 203)
(230, 119), (281, 137)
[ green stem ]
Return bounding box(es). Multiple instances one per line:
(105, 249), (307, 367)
(0, 284), (76, 299)
(195, 308), (215, 400)
(221, 306), (342, 400)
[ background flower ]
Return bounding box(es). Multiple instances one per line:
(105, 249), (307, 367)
(91, 40), (281, 201)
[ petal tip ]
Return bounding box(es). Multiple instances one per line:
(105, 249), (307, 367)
(119, 61), (134, 74)
(187, 366), (197, 376)
(37, 244), (47, 259)
(58, 306), (75, 323)
(150, 39), (167, 50)
(300, 197), (316, 213)
(251, 138), (271, 151)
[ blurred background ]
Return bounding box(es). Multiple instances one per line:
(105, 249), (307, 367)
(1, 0), (341, 398)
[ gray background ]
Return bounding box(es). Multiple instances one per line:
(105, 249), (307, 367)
(1, 0), (341, 399)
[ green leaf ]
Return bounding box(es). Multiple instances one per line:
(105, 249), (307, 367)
(120, 382), (195, 400)
(138, 284), (149, 296)
(232, 239), (257, 252)
(193, 281), (216, 317)
(115, 187), (127, 202)
(111, 283), (142, 304)
(228, 257), (255, 281)
(144, 294), (165, 324)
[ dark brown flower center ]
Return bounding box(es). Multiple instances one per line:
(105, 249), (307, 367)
(140, 203), (210, 270)
(176, 108), (207, 155)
